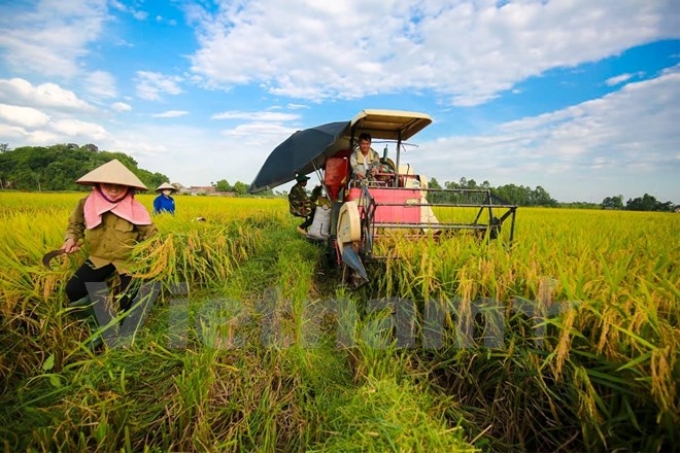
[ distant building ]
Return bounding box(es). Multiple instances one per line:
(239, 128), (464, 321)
(172, 182), (190, 194)
(172, 183), (235, 196)
(188, 185), (216, 196)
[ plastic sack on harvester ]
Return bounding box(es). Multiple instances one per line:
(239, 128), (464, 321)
(307, 204), (332, 239)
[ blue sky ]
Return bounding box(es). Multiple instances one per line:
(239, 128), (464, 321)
(0, 0), (678, 203)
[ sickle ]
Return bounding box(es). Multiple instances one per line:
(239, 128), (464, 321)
(42, 249), (66, 269)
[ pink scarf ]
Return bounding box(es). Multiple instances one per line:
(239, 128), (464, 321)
(84, 187), (152, 229)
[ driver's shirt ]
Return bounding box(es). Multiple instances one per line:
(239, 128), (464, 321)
(350, 148), (380, 177)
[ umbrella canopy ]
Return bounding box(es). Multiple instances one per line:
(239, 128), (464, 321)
(249, 121), (350, 193)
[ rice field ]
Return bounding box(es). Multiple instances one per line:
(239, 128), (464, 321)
(1, 191), (678, 452)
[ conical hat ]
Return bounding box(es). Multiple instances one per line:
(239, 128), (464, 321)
(76, 159), (148, 190)
(156, 182), (177, 192)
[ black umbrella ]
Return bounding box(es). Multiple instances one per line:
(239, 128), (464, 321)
(249, 120), (350, 193)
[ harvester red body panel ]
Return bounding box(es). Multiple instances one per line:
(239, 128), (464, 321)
(347, 187), (422, 224)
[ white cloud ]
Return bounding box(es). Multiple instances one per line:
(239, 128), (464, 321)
(286, 103), (309, 110)
(211, 111), (300, 121)
(153, 110), (189, 118)
(0, 79), (111, 147)
(219, 122), (295, 145)
(84, 70), (117, 100)
(21, 128), (65, 144)
(51, 118), (110, 139)
(0, 0), (108, 77)
(132, 10), (148, 21)
(605, 73), (634, 86)
(109, 0), (147, 21)
(0, 103), (50, 128)
(189, 0), (680, 105)
(0, 78), (96, 112)
(0, 123), (29, 141)
(0, 115), (111, 146)
(109, 0), (126, 13)
(87, 120), (300, 186)
(135, 71), (183, 100)
(111, 102), (131, 112)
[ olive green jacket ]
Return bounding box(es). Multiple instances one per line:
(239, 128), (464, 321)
(65, 196), (158, 273)
(288, 183), (313, 217)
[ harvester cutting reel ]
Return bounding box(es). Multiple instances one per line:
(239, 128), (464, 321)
(335, 200), (370, 287)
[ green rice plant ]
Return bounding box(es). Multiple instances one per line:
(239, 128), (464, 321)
(308, 377), (476, 453)
(373, 207), (679, 452)
(2, 192), (677, 453)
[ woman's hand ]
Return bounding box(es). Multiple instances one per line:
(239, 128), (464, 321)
(62, 237), (80, 254)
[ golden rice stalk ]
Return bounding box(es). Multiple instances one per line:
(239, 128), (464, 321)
(132, 235), (176, 280)
(574, 365), (605, 438)
(650, 346), (677, 420)
(596, 305), (619, 357)
(552, 307), (576, 381)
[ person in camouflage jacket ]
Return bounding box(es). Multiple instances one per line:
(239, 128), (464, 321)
(288, 174), (321, 235)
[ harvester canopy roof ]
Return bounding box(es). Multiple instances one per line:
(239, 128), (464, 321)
(349, 109), (432, 141)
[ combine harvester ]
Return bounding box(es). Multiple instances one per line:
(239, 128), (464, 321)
(250, 109), (517, 286)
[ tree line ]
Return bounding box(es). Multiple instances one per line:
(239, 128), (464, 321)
(0, 143), (265, 196)
(428, 177), (558, 207)
(0, 143), (169, 192)
(601, 194), (677, 212)
(427, 177), (677, 212)
(212, 179), (273, 196)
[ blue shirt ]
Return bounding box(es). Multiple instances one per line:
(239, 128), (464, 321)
(153, 194), (175, 215)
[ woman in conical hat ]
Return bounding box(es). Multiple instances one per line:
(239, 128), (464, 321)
(60, 159), (158, 343)
(153, 182), (177, 215)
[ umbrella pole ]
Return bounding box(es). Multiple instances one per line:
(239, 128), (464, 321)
(313, 163), (326, 196)
(394, 132), (403, 187)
